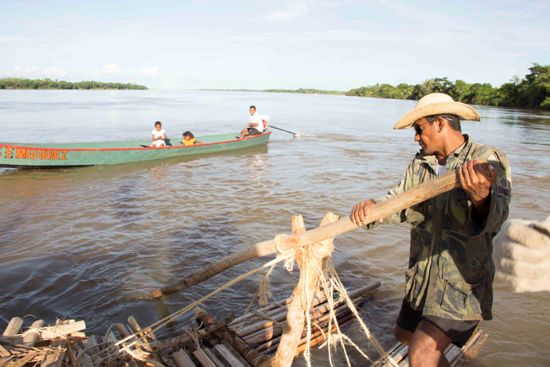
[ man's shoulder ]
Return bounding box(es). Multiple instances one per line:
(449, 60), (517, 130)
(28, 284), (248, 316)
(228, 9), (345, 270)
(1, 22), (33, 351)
(470, 141), (505, 158)
(408, 152), (435, 169)
(469, 141), (510, 168)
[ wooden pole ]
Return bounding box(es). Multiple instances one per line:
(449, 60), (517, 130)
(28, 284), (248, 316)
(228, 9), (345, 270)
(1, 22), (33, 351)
(151, 170), (460, 298)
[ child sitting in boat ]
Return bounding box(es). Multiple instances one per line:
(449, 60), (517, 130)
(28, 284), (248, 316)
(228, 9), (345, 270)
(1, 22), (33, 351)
(151, 121), (168, 148)
(182, 131), (197, 146)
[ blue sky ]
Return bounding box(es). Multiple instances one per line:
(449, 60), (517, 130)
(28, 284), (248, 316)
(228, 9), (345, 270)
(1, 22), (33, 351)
(1, 0), (548, 90)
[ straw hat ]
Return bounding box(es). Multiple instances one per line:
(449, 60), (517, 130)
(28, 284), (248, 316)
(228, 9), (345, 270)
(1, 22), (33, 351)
(394, 93), (480, 129)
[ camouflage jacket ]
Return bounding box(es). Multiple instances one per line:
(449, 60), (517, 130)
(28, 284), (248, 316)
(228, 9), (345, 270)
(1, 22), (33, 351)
(375, 136), (511, 320)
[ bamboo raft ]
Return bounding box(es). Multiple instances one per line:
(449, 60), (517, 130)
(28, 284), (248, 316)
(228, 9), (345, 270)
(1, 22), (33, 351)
(0, 283), (486, 367)
(0, 283), (487, 367)
(1, 170), (489, 366)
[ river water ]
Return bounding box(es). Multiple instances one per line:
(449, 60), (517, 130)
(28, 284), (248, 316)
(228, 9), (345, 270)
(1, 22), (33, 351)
(0, 90), (549, 366)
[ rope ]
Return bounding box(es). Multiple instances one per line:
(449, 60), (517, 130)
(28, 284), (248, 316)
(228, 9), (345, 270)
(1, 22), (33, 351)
(80, 246), (296, 364)
(80, 222), (393, 366)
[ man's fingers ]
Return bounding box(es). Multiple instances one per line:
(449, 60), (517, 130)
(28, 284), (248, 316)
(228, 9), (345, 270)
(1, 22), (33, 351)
(351, 203), (359, 224)
(461, 163), (473, 189)
(351, 200), (374, 226)
(467, 161), (481, 186)
(351, 202), (364, 225)
(357, 202), (367, 224)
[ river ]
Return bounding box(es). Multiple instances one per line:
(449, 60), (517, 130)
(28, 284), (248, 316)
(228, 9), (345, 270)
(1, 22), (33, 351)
(0, 90), (549, 366)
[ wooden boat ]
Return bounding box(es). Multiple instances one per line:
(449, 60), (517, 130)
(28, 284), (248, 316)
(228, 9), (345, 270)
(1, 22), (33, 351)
(0, 131), (271, 168)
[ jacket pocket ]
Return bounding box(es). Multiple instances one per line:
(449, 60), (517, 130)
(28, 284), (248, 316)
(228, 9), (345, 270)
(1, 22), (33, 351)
(440, 278), (482, 316)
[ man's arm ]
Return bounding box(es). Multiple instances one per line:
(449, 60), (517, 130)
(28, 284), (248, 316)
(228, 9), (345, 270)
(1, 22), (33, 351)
(460, 154), (511, 235)
(350, 160), (416, 226)
(459, 160), (496, 222)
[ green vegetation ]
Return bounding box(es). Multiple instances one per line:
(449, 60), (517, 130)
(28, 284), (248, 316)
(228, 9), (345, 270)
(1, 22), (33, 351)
(263, 88), (345, 95)
(0, 78), (147, 90)
(202, 88), (345, 95)
(346, 63), (550, 110)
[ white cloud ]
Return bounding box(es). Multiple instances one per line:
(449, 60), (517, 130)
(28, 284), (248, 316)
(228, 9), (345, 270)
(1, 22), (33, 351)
(227, 33), (276, 43)
(3, 65), (42, 77)
(296, 30), (371, 42)
(92, 63), (120, 76)
(140, 66), (161, 78)
(43, 67), (67, 78)
(0, 65), (68, 79)
(0, 35), (28, 44)
(265, 0), (310, 21)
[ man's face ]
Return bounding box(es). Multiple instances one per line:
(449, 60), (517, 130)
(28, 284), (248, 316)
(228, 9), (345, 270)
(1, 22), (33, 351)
(413, 117), (438, 155)
(250, 108), (256, 115)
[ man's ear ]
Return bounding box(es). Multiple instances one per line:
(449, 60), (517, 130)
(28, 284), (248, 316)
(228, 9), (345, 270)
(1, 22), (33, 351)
(436, 116), (445, 133)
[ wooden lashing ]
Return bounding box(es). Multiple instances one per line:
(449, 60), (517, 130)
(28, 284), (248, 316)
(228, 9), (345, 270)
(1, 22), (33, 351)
(266, 212), (339, 367)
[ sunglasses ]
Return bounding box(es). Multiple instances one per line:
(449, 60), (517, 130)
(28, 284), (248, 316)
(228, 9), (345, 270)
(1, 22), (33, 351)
(414, 123), (430, 136)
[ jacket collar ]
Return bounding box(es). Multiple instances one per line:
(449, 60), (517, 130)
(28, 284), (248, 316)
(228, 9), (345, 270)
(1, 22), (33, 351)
(418, 134), (473, 173)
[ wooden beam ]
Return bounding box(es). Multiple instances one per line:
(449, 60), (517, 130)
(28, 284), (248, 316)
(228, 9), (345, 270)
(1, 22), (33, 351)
(2, 317), (23, 337)
(172, 348), (197, 367)
(151, 170), (460, 298)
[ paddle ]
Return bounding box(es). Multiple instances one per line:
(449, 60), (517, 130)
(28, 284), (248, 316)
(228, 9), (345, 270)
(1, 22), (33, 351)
(270, 125), (301, 138)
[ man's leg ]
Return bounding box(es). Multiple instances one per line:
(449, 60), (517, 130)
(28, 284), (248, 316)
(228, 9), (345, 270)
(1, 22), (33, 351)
(409, 320), (452, 367)
(394, 326), (414, 345)
(395, 298), (422, 345)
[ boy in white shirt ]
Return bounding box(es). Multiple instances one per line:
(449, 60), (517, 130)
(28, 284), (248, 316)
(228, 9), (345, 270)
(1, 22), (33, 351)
(239, 105), (265, 139)
(151, 121), (168, 148)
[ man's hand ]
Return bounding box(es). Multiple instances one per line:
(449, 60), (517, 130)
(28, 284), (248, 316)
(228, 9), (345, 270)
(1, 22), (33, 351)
(459, 160), (497, 206)
(351, 199), (376, 225)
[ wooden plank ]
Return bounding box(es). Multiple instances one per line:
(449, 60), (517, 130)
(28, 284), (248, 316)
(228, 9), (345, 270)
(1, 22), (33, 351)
(39, 320), (86, 340)
(3, 317), (23, 337)
(41, 348), (64, 367)
(128, 315), (157, 340)
(192, 348), (217, 367)
(0, 343), (10, 357)
(375, 342), (408, 366)
(23, 319), (44, 346)
(7, 350), (37, 367)
(172, 348), (197, 367)
(204, 348), (225, 367)
(114, 323), (132, 338)
(213, 344), (247, 367)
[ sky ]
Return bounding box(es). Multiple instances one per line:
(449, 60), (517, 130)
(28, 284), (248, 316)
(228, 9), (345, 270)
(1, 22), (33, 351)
(0, 0), (549, 90)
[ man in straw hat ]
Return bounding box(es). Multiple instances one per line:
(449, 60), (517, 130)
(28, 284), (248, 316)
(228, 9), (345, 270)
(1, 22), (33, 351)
(351, 93), (511, 367)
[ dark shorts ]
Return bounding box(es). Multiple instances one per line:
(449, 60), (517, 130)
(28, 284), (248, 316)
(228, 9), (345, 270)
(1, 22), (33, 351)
(396, 299), (479, 347)
(247, 128), (261, 135)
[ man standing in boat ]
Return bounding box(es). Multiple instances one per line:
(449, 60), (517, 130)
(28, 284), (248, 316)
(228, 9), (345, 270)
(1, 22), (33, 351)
(351, 93), (511, 367)
(239, 105), (266, 139)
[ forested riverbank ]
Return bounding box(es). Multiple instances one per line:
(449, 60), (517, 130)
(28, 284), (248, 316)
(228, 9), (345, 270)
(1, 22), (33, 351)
(226, 63), (549, 110)
(0, 78), (147, 90)
(346, 63), (549, 110)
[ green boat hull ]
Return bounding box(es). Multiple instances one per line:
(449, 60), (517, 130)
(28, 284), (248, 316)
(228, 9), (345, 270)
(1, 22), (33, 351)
(0, 131), (271, 168)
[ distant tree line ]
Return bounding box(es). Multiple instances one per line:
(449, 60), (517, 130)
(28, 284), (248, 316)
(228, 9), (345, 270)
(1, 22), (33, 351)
(0, 78), (147, 90)
(346, 63), (550, 109)
(263, 88), (344, 95)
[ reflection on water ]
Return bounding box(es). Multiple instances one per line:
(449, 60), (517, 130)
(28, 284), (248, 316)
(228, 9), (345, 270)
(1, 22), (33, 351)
(1, 90), (549, 366)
